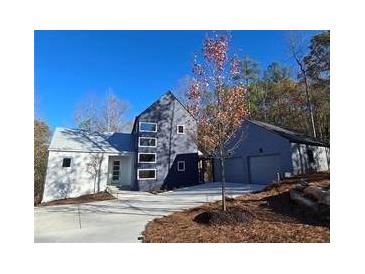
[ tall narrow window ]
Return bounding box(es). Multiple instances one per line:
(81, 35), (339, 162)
(62, 158), (71, 168)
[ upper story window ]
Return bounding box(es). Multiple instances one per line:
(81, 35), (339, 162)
(62, 158), (71, 168)
(139, 122), (157, 132)
(177, 125), (185, 134)
(139, 137), (157, 147)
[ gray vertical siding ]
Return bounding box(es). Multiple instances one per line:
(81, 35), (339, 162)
(214, 120), (293, 183)
(134, 92), (198, 191)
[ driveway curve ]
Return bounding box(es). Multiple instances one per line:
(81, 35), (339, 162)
(34, 182), (264, 243)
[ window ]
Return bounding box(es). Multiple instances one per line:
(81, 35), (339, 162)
(307, 149), (314, 163)
(177, 161), (185, 172)
(112, 160), (120, 181)
(139, 122), (157, 132)
(137, 169), (156, 180)
(138, 153), (156, 163)
(62, 158), (71, 168)
(138, 137), (157, 147)
(177, 125), (185, 134)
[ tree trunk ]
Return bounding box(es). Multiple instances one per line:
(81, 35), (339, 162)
(303, 75), (317, 138)
(220, 155), (227, 211)
(245, 79), (251, 112)
(295, 56), (317, 138)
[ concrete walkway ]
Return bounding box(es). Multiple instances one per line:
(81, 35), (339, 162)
(34, 183), (264, 243)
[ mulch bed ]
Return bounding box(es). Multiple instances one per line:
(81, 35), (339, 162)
(194, 208), (253, 226)
(39, 191), (115, 207)
(143, 172), (330, 243)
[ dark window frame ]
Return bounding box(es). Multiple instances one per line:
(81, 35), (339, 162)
(62, 158), (71, 168)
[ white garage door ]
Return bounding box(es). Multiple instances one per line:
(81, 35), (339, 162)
(249, 154), (280, 184)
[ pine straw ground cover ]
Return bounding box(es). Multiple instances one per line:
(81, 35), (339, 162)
(143, 173), (330, 243)
(39, 191), (115, 206)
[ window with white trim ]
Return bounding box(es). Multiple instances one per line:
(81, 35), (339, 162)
(177, 161), (185, 172)
(177, 125), (185, 134)
(138, 153), (156, 163)
(138, 137), (157, 147)
(137, 169), (156, 180)
(139, 122), (157, 132)
(62, 158), (71, 168)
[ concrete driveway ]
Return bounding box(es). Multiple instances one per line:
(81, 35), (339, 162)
(34, 182), (264, 243)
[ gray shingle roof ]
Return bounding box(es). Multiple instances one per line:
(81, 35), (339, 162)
(49, 128), (134, 153)
(248, 120), (329, 147)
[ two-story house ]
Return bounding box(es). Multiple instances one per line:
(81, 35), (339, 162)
(42, 91), (199, 202)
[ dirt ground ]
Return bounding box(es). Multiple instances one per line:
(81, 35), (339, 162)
(143, 173), (330, 243)
(38, 191), (115, 207)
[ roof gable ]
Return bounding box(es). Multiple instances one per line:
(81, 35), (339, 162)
(131, 91), (195, 132)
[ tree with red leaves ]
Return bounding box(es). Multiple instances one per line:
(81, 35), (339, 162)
(186, 33), (249, 211)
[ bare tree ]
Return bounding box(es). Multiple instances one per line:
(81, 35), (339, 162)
(287, 32), (317, 138)
(98, 90), (128, 132)
(86, 153), (105, 194)
(74, 94), (99, 131)
(74, 90), (128, 132)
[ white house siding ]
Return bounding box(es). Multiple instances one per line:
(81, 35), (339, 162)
(291, 143), (330, 175)
(42, 151), (110, 202)
(214, 121), (293, 183)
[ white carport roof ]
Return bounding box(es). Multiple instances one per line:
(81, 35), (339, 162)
(49, 128), (135, 153)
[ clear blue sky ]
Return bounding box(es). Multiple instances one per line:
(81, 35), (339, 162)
(34, 30), (321, 129)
